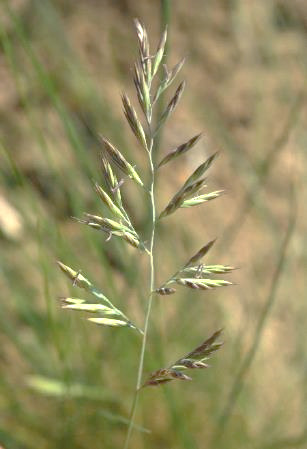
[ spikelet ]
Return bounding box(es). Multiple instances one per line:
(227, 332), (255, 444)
(157, 133), (202, 168)
(101, 137), (144, 187)
(142, 330), (223, 388)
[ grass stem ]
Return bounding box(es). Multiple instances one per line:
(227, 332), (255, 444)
(123, 136), (156, 449)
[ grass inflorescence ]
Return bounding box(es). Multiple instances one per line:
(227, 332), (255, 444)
(56, 18), (234, 448)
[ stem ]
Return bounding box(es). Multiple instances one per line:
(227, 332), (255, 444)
(124, 137), (156, 449)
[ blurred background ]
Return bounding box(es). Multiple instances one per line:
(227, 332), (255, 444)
(0, 1), (306, 448)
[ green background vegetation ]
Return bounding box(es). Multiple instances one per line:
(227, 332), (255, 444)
(0, 1), (306, 448)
